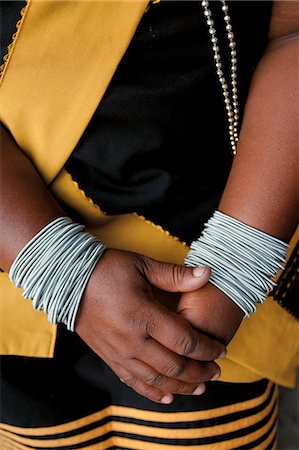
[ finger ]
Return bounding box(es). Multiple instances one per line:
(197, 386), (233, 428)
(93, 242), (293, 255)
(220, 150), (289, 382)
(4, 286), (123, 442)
(135, 336), (221, 383)
(145, 303), (226, 361)
(125, 358), (207, 396)
(111, 362), (174, 404)
(139, 256), (211, 293)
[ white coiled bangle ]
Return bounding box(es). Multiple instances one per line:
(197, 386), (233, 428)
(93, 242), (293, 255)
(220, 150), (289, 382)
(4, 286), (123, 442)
(185, 211), (289, 317)
(9, 216), (107, 331)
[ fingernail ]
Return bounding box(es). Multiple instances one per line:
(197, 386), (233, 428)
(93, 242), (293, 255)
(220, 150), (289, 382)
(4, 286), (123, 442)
(192, 385), (205, 396)
(161, 394), (173, 404)
(193, 266), (207, 277)
(211, 371), (221, 381)
(219, 350), (227, 359)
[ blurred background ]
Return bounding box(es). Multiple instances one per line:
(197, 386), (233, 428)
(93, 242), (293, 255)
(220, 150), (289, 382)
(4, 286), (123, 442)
(278, 370), (299, 450)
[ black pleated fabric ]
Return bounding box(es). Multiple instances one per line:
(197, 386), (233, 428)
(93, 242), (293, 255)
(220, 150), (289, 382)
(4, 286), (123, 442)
(0, 1), (273, 244)
(0, 1), (26, 60)
(64, 0), (272, 243)
(0, 326), (278, 449)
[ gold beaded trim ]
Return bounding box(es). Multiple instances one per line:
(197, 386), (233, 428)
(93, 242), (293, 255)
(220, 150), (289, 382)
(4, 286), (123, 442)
(68, 172), (186, 246)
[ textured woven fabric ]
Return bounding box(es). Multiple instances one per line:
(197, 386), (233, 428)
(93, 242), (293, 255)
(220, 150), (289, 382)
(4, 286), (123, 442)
(0, 327), (278, 450)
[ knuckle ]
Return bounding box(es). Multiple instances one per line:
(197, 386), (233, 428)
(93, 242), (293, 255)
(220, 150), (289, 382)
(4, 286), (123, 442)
(205, 345), (222, 361)
(163, 360), (186, 379)
(122, 375), (139, 389)
(172, 382), (190, 394)
(144, 372), (165, 387)
(141, 385), (162, 402)
(145, 320), (158, 339)
(136, 255), (152, 278)
(200, 362), (217, 381)
(171, 264), (184, 286)
(129, 309), (153, 337)
(175, 332), (198, 356)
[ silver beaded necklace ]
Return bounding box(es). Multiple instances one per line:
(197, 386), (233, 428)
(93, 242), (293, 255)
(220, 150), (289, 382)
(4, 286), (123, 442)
(150, 0), (240, 155)
(201, 0), (239, 154)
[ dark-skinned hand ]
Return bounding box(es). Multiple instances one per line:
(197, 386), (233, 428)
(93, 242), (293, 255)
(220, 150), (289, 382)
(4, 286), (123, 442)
(178, 282), (244, 347)
(75, 249), (227, 404)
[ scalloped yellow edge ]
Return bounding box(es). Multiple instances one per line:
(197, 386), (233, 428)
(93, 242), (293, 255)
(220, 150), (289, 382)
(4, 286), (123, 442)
(0, 2), (29, 80)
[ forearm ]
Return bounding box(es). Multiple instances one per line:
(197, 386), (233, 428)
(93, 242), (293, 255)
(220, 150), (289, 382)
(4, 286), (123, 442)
(180, 32), (299, 340)
(0, 125), (64, 272)
(219, 35), (299, 239)
(0, 130), (226, 401)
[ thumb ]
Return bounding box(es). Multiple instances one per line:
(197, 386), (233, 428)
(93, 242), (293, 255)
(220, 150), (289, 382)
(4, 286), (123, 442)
(140, 257), (210, 293)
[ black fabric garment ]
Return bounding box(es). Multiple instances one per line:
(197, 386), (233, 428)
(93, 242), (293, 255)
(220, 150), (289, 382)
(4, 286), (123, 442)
(0, 1), (26, 60)
(0, 6), (281, 447)
(0, 326), (277, 448)
(0, 1), (272, 244)
(64, 1), (272, 244)
(1, 325), (273, 428)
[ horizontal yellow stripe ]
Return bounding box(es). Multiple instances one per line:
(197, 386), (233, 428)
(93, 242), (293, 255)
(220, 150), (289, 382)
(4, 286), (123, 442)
(0, 402), (277, 450)
(0, 434), (28, 450)
(272, 436), (278, 450)
(0, 382), (273, 437)
(84, 403), (278, 450)
(252, 418), (277, 450)
(0, 386), (278, 448)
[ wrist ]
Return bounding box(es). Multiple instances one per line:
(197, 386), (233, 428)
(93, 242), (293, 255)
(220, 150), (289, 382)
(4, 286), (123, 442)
(178, 283), (243, 345)
(185, 210), (288, 317)
(9, 216), (107, 331)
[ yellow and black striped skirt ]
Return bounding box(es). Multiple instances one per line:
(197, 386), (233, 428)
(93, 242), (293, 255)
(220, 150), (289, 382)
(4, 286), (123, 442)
(1, 327), (278, 450)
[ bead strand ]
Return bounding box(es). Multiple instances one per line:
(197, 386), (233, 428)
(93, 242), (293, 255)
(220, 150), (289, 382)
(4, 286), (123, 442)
(201, 0), (239, 155)
(221, 1), (239, 153)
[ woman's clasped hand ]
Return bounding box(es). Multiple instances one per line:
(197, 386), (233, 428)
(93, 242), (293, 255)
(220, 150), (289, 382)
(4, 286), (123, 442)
(75, 249), (228, 404)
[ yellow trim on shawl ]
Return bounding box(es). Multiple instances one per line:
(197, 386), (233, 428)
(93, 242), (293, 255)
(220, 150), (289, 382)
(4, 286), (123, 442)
(0, 3), (28, 77)
(0, 1), (298, 388)
(0, 0), (148, 183)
